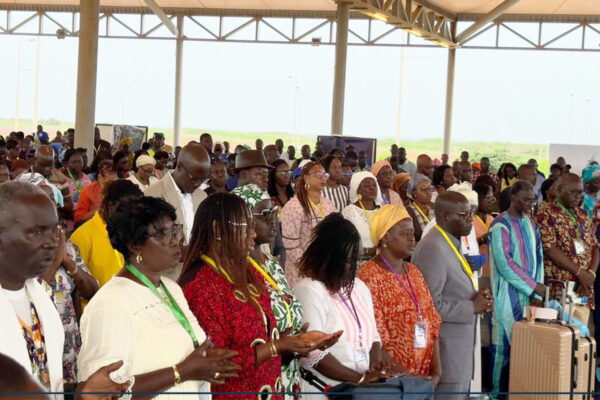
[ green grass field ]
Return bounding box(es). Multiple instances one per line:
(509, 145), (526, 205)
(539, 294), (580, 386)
(1, 118), (550, 175)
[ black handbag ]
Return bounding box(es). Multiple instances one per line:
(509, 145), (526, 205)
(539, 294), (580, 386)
(300, 368), (435, 400)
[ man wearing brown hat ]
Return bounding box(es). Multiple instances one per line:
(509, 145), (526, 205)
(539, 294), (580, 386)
(234, 150), (273, 191)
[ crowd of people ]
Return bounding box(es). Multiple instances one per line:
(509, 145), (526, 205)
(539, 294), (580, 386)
(1, 125), (600, 400)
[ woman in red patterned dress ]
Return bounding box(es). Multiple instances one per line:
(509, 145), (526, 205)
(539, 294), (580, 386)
(180, 193), (337, 400)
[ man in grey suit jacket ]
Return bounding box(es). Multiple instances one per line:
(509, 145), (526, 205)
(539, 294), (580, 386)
(412, 191), (493, 400)
(145, 143), (210, 280)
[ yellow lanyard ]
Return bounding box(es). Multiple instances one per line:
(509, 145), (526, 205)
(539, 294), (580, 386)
(248, 256), (292, 327)
(309, 198), (324, 217)
(358, 200), (373, 222)
(434, 225), (478, 290)
(474, 214), (489, 229)
(413, 203), (431, 223)
(201, 254), (233, 283)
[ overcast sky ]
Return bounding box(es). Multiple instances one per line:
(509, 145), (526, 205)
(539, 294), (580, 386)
(1, 19), (600, 145)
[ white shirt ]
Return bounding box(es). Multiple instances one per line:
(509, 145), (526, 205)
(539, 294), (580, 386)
(342, 204), (376, 249)
(399, 160), (417, 176)
(126, 174), (158, 192)
(78, 277), (210, 400)
(294, 278), (380, 400)
(168, 172), (195, 245)
(422, 218), (480, 256)
(3, 287), (32, 325)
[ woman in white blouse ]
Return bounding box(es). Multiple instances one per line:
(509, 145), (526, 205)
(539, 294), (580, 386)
(78, 197), (240, 400)
(341, 171), (383, 260)
(293, 214), (401, 399)
(126, 155), (159, 191)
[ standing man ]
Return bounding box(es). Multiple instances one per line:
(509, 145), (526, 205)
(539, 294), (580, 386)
(416, 154), (435, 179)
(537, 173), (599, 324)
(472, 157), (499, 187)
(275, 139), (289, 163)
(412, 192), (493, 399)
(291, 144), (311, 169)
(398, 147), (417, 176)
(148, 132), (165, 157)
(36, 125), (49, 145)
(488, 181), (546, 398)
(457, 162), (474, 186)
(255, 138), (264, 151)
(582, 165), (600, 217)
(286, 145), (296, 168)
(145, 142), (210, 279)
(199, 132), (214, 158)
(460, 151), (470, 164)
(263, 144), (280, 165)
(441, 153), (449, 165)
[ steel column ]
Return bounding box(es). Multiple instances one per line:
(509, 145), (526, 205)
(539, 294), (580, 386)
(173, 14), (184, 147)
(331, 1), (349, 135)
(74, 0), (99, 159)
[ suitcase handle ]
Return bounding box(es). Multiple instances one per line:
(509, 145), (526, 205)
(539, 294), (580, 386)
(573, 357), (579, 389)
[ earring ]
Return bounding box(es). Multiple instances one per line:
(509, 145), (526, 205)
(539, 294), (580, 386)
(305, 182), (310, 190)
(382, 243), (387, 248)
(358, 194), (363, 201)
(136, 253), (143, 264)
(216, 236), (221, 241)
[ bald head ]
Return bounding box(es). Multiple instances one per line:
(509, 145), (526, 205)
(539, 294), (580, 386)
(263, 144), (280, 165)
(557, 172), (583, 209)
(174, 143), (211, 194)
(517, 164), (536, 186)
(416, 154), (434, 179)
(33, 146), (55, 178)
(434, 191), (472, 238)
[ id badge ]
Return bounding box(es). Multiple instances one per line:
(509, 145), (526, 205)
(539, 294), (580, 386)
(354, 347), (369, 371)
(414, 322), (427, 349)
(574, 239), (585, 255)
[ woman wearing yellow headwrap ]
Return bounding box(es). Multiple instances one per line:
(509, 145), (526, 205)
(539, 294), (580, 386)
(358, 205), (442, 384)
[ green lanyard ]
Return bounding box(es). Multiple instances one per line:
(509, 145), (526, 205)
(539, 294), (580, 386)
(125, 263), (199, 347)
(67, 169), (83, 191)
(556, 202), (581, 238)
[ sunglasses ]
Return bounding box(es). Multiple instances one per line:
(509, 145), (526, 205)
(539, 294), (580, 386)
(148, 224), (184, 246)
(252, 206), (279, 220)
(276, 171), (292, 176)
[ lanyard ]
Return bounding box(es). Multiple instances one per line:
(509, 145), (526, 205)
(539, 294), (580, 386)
(125, 263), (199, 347)
(382, 190), (391, 205)
(556, 202), (582, 238)
(474, 214), (489, 229)
(201, 254), (233, 283)
(358, 200), (373, 222)
(379, 255), (423, 320)
(413, 203), (431, 223)
(338, 293), (363, 346)
(309, 198), (324, 217)
(67, 169), (83, 191)
(434, 225), (478, 290)
(248, 255), (292, 327)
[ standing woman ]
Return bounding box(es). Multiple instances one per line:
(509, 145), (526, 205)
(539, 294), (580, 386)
(392, 172), (411, 205)
(180, 193), (335, 400)
(372, 160), (402, 205)
(268, 159), (294, 208)
(281, 162), (336, 287)
(341, 172), (383, 260)
(127, 155), (159, 191)
(406, 173), (435, 242)
(294, 214), (400, 400)
(62, 149), (92, 231)
(74, 151), (116, 224)
(113, 150), (131, 180)
(321, 155), (350, 213)
(232, 184), (306, 399)
(78, 196), (241, 400)
(358, 205), (441, 383)
(473, 182), (496, 277)
(433, 165), (456, 198)
(500, 163), (517, 192)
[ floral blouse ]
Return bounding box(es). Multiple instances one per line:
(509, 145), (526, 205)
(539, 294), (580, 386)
(257, 251), (304, 399)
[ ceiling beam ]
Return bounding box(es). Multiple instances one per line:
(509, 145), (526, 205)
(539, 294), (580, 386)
(142, 0), (178, 36)
(456, 0), (520, 44)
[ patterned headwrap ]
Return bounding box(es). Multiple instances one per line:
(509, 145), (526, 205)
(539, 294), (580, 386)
(392, 172), (411, 192)
(231, 183), (270, 210)
(369, 204), (412, 247)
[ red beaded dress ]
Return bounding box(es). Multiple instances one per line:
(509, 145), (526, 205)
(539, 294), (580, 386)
(183, 260), (283, 400)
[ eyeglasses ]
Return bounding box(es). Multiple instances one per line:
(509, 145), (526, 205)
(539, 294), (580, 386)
(180, 163), (206, 184)
(342, 172), (353, 177)
(149, 224), (183, 245)
(276, 171), (292, 177)
(253, 206), (279, 221)
(229, 220), (253, 234)
(416, 186), (435, 192)
(310, 171), (329, 180)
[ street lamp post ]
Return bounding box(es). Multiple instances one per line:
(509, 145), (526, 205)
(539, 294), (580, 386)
(288, 75), (301, 148)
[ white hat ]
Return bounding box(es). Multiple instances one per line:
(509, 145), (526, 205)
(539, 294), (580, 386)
(448, 182), (478, 208)
(136, 155), (156, 168)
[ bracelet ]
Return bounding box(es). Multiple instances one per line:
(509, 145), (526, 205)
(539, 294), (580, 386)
(357, 373), (366, 385)
(587, 268), (597, 279)
(576, 266), (583, 276)
(250, 338), (266, 348)
(172, 365), (182, 385)
(68, 264), (79, 277)
(269, 340), (278, 358)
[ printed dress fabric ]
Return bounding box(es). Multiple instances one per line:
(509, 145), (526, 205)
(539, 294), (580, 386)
(321, 185), (349, 213)
(183, 262), (283, 400)
(358, 260), (441, 375)
(259, 251), (304, 399)
(281, 196), (336, 287)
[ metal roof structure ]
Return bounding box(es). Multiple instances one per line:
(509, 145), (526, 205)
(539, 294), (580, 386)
(2, 0), (599, 153)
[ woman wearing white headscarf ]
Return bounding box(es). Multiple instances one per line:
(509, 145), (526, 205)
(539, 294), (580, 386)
(341, 171), (383, 260)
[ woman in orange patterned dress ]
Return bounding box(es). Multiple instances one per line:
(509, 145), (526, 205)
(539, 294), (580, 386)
(358, 204), (442, 386)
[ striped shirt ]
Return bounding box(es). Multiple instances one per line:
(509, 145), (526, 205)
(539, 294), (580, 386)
(322, 185), (350, 213)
